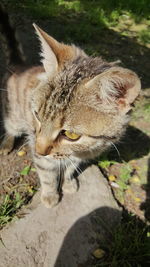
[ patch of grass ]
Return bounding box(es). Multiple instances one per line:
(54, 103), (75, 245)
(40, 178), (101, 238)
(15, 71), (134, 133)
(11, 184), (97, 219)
(93, 213), (150, 267)
(117, 164), (132, 190)
(0, 192), (24, 229)
(132, 99), (150, 125)
(98, 159), (116, 169)
(138, 29), (150, 44)
(0, 174), (37, 229)
(3, 0), (150, 23)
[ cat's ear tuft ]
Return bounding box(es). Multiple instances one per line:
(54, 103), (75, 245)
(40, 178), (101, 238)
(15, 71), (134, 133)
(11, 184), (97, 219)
(33, 24), (86, 77)
(85, 67), (141, 113)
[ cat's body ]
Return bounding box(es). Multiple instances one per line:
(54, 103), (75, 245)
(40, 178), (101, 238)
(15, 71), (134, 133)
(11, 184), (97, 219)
(0, 6), (141, 208)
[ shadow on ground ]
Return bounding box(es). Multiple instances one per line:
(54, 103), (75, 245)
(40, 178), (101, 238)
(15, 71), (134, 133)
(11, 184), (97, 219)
(19, 16), (150, 88)
(54, 207), (150, 267)
(108, 125), (150, 162)
(54, 206), (121, 267)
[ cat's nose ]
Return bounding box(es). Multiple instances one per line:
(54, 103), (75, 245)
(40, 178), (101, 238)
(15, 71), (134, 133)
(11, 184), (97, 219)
(35, 136), (53, 156)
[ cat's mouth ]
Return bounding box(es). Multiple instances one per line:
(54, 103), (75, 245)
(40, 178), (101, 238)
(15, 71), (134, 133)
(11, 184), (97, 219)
(35, 152), (70, 160)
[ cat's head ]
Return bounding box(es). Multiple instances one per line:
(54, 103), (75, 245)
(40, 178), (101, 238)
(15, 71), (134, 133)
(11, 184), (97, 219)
(31, 24), (141, 160)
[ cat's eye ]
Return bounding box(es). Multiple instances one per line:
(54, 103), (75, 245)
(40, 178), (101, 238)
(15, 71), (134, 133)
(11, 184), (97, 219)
(62, 130), (81, 141)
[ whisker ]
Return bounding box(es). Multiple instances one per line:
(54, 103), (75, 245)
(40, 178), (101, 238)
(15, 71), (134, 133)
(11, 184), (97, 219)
(10, 140), (29, 163)
(110, 141), (121, 159)
(64, 158), (72, 180)
(16, 141), (29, 153)
(66, 156), (82, 176)
(57, 159), (62, 193)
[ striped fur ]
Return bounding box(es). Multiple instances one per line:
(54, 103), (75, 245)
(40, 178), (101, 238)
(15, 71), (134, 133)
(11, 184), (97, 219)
(0, 18), (141, 207)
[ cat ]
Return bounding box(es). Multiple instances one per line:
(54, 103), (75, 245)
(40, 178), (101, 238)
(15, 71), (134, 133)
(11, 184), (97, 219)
(0, 6), (141, 208)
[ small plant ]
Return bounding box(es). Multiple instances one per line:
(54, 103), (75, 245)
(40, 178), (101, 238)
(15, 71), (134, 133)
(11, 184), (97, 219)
(0, 192), (24, 229)
(20, 165), (31, 175)
(117, 164), (132, 190)
(98, 159), (116, 169)
(138, 29), (150, 44)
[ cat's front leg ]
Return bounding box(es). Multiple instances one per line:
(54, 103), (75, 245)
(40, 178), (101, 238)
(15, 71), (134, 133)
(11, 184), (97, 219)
(34, 156), (59, 208)
(62, 160), (79, 194)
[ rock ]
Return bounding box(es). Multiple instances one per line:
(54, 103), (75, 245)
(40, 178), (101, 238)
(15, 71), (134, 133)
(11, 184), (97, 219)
(0, 165), (122, 267)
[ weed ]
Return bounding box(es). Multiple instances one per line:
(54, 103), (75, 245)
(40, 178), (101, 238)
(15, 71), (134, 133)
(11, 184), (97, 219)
(138, 29), (150, 44)
(20, 165), (31, 175)
(0, 192), (24, 229)
(117, 164), (132, 190)
(98, 159), (116, 169)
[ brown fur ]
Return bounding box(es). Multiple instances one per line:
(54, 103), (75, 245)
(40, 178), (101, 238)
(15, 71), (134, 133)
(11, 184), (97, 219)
(0, 24), (141, 208)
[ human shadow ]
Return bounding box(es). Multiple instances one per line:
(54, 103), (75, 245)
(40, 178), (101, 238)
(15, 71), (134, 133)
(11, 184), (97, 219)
(54, 207), (150, 267)
(54, 206), (121, 267)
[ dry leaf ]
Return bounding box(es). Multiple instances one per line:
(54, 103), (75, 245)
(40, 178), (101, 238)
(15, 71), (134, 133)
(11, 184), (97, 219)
(108, 175), (116, 182)
(17, 150), (26, 156)
(130, 176), (140, 184)
(93, 248), (105, 259)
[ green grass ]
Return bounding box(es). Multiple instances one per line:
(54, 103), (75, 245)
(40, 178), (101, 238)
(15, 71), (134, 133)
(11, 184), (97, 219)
(0, 192), (24, 229)
(93, 213), (150, 267)
(3, 0), (150, 22)
(138, 29), (150, 44)
(117, 164), (132, 190)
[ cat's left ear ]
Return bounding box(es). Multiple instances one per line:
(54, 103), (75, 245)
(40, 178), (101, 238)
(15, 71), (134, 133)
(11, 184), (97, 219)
(33, 24), (85, 78)
(85, 67), (141, 113)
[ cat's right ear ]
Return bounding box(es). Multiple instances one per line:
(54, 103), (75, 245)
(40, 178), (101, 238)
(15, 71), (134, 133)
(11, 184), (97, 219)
(33, 23), (58, 77)
(33, 24), (85, 78)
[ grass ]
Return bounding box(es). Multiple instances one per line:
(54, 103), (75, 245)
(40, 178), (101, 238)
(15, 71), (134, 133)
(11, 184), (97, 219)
(3, 0), (150, 21)
(2, 0), (150, 45)
(92, 213), (150, 267)
(138, 29), (150, 44)
(0, 192), (24, 229)
(0, 163), (38, 230)
(0, 188), (37, 230)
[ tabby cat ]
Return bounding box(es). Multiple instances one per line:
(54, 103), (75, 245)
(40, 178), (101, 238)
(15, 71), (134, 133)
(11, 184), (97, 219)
(0, 7), (141, 208)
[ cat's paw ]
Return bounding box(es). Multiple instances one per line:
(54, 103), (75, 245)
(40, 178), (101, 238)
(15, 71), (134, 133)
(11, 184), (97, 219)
(41, 192), (59, 208)
(62, 179), (78, 194)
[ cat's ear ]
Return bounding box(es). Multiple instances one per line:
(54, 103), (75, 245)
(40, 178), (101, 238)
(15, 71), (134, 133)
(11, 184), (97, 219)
(85, 67), (141, 113)
(33, 23), (85, 77)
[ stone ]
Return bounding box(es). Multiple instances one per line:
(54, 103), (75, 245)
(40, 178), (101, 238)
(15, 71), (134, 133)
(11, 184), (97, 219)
(0, 165), (122, 267)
